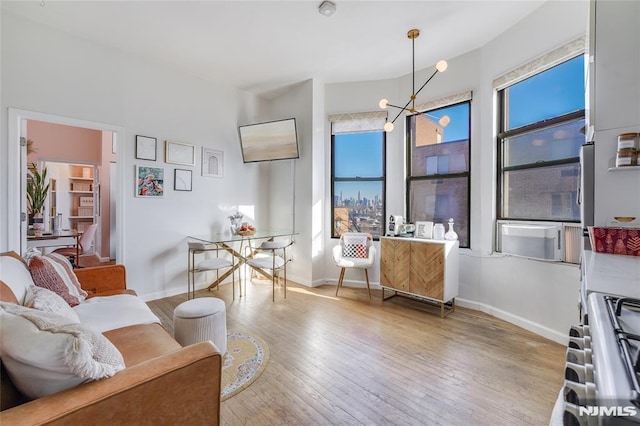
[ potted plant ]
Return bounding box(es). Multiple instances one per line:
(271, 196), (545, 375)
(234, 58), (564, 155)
(27, 162), (50, 229)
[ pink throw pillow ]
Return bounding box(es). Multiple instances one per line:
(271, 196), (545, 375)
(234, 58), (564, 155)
(28, 254), (87, 307)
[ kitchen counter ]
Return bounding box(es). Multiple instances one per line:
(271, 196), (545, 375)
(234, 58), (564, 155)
(582, 250), (640, 298)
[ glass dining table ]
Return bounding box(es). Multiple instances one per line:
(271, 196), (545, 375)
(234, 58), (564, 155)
(187, 229), (297, 291)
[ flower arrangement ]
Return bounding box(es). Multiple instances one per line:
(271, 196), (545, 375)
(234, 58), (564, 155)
(228, 211), (256, 236)
(229, 211), (243, 233)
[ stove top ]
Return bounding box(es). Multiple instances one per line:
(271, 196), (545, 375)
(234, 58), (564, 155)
(584, 293), (640, 424)
(607, 296), (640, 402)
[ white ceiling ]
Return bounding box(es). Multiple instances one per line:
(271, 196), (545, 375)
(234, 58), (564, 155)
(3, 0), (545, 96)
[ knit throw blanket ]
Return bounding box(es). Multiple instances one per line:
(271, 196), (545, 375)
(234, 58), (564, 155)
(0, 302), (125, 380)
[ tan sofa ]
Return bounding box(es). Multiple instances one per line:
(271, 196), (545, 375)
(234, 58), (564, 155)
(0, 251), (222, 425)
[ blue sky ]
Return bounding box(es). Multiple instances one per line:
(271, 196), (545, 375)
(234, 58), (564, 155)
(334, 132), (383, 178)
(334, 132), (383, 200)
(333, 55), (585, 201)
(425, 102), (470, 142)
(508, 55), (585, 129)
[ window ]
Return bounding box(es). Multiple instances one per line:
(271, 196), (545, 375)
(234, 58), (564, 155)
(331, 129), (385, 238)
(497, 55), (585, 223)
(330, 112), (387, 239)
(407, 100), (471, 248)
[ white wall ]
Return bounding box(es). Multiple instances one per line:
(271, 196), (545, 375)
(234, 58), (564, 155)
(1, 12), (265, 299)
(466, 0), (589, 343)
(591, 0), (640, 224)
(2, 2), (597, 343)
(325, 0), (588, 343)
(311, 78), (327, 286)
(256, 80), (315, 286)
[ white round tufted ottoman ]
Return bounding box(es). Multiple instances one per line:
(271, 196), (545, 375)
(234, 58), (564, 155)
(173, 297), (227, 354)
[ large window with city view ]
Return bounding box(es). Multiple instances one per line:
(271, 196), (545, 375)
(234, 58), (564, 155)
(407, 101), (471, 248)
(331, 130), (385, 238)
(497, 55), (585, 223)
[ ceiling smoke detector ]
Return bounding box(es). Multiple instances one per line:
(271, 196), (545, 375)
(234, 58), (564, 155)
(318, 1), (336, 17)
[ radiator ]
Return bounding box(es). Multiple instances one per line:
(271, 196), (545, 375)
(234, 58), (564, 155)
(563, 224), (582, 265)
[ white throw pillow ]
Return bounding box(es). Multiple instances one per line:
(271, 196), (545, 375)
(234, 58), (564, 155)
(73, 294), (161, 334)
(27, 285), (80, 325)
(0, 303), (125, 399)
(0, 255), (36, 305)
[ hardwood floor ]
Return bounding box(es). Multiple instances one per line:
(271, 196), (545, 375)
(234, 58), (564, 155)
(147, 279), (565, 426)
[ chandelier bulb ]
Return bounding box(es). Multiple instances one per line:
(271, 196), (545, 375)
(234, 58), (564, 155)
(378, 30), (449, 129)
(439, 115), (451, 127)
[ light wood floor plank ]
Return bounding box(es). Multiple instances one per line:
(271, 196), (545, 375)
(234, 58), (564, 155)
(147, 278), (565, 425)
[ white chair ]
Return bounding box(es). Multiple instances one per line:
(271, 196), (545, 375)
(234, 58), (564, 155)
(53, 223), (98, 268)
(187, 241), (235, 300)
(332, 232), (376, 298)
(245, 239), (293, 302)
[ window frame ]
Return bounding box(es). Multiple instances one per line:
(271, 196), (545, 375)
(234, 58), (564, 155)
(406, 100), (472, 248)
(330, 129), (386, 240)
(496, 83), (585, 224)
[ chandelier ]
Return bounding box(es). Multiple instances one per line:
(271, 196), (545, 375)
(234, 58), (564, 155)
(379, 29), (448, 132)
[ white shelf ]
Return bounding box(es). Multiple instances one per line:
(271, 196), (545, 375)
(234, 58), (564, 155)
(608, 166), (640, 172)
(69, 177), (93, 181)
(69, 216), (93, 219)
(69, 190), (93, 194)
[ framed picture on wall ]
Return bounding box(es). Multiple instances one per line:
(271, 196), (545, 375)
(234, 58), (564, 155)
(135, 165), (164, 197)
(202, 148), (223, 178)
(174, 168), (192, 191)
(135, 135), (157, 161)
(165, 140), (196, 166)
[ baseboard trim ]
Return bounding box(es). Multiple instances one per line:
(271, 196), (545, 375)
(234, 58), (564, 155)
(140, 281), (232, 302)
(456, 298), (568, 345)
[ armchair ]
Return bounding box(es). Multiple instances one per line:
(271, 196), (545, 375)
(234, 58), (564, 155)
(332, 232), (376, 298)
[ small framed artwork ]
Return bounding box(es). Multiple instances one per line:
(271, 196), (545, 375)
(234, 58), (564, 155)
(174, 169), (192, 191)
(202, 147), (223, 178)
(135, 165), (164, 197)
(165, 140), (196, 166)
(136, 135), (157, 161)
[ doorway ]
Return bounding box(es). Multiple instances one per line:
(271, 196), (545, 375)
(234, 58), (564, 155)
(8, 108), (124, 261)
(41, 161), (100, 254)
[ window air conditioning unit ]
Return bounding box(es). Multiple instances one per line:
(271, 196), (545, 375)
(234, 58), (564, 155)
(500, 223), (562, 261)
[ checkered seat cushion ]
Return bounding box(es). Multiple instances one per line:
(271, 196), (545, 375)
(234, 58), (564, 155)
(334, 233), (374, 268)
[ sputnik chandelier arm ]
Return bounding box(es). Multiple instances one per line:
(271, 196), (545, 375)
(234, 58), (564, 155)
(381, 67), (443, 125)
(379, 29), (448, 132)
